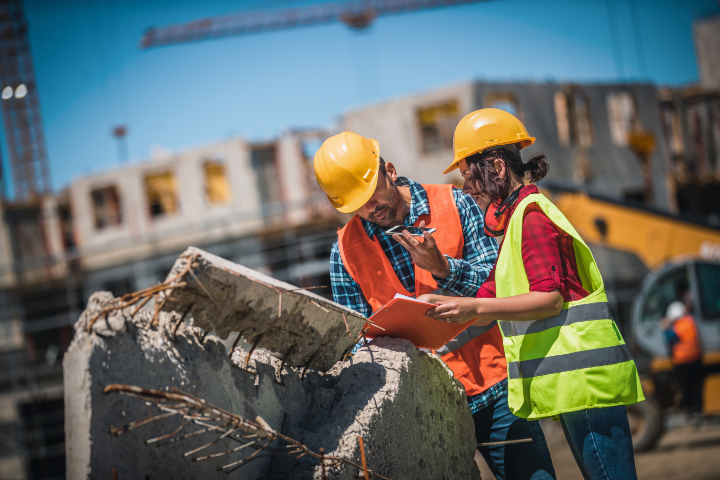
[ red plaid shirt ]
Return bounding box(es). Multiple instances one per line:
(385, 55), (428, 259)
(477, 185), (589, 301)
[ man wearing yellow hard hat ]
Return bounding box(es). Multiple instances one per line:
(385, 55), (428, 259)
(314, 130), (556, 480)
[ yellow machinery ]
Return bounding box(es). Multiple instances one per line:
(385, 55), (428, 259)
(551, 189), (720, 271)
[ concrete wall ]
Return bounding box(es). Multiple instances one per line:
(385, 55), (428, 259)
(694, 16), (720, 90)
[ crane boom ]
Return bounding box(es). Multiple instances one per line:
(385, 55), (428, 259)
(140, 0), (495, 49)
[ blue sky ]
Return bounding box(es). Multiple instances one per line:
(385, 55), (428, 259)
(3, 0), (719, 196)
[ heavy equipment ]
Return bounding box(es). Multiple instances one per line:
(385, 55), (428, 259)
(546, 184), (720, 451)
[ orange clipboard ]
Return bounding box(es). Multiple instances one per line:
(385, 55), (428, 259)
(365, 295), (475, 350)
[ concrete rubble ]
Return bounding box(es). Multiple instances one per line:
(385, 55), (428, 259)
(64, 251), (481, 480)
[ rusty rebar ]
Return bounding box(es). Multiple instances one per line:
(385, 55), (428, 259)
(103, 384), (392, 479)
(359, 436), (369, 480)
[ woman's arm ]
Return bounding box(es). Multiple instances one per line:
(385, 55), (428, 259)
(417, 290), (564, 326)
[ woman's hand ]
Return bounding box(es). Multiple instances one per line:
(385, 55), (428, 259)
(423, 297), (492, 326)
(416, 294), (449, 305)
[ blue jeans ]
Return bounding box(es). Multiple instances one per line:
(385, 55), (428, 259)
(559, 406), (638, 480)
(473, 391), (556, 480)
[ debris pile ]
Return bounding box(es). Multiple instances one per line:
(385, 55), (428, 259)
(64, 248), (481, 479)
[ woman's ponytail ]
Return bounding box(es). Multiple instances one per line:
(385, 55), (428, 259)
(523, 153), (549, 183)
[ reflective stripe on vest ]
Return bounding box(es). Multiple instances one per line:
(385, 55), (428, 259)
(507, 344), (633, 379)
(435, 322), (497, 355)
(495, 193), (644, 420)
(499, 302), (612, 337)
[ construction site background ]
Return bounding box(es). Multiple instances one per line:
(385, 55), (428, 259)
(0, 1), (719, 479)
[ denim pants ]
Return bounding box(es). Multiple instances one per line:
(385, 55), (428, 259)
(473, 391), (556, 480)
(559, 406), (638, 480)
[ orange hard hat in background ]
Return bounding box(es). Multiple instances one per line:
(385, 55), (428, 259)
(444, 108), (535, 175)
(313, 131), (381, 213)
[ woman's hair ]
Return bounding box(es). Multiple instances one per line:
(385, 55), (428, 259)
(464, 145), (549, 202)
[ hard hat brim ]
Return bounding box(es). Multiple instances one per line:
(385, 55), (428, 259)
(442, 137), (535, 175)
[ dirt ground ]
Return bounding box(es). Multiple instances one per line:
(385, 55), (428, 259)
(476, 420), (720, 480)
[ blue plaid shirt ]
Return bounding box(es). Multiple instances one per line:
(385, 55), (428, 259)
(468, 379), (508, 414)
(330, 177), (498, 318)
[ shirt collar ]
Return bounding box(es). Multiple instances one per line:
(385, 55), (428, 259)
(360, 177), (430, 239)
(508, 184), (539, 219)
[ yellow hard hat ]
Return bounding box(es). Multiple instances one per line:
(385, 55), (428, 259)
(314, 131), (381, 213)
(443, 108), (535, 175)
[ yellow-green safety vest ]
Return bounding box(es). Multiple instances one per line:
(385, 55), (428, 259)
(496, 193), (644, 420)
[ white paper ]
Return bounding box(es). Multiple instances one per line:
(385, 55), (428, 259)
(393, 293), (428, 304)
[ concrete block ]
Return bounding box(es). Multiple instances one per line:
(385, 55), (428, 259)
(161, 247), (366, 371)
(65, 292), (480, 480)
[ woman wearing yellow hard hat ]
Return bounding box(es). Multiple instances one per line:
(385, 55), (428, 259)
(420, 108), (644, 480)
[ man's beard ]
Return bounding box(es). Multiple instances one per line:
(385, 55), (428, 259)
(368, 181), (400, 228)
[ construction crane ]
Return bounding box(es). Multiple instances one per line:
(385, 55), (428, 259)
(0, 0), (52, 200)
(140, 0), (496, 49)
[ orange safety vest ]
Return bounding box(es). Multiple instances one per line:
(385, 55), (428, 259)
(672, 314), (702, 365)
(337, 183), (507, 396)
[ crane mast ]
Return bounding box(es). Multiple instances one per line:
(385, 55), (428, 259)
(0, 0), (51, 200)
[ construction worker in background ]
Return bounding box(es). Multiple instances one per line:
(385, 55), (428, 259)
(663, 301), (705, 418)
(420, 108), (645, 480)
(314, 131), (556, 480)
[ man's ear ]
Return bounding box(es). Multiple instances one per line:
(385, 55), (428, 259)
(384, 162), (399, 183)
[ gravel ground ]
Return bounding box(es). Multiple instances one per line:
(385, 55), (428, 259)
(476, 419), (720, 480)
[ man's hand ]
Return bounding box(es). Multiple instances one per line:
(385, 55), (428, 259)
(392, 221), (450, 279)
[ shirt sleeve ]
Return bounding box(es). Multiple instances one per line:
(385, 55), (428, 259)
(434, 188), (499, 297)
(521, 207), (565, 298)
(330, 241), (372, 317)
(476, 266), (497, 298)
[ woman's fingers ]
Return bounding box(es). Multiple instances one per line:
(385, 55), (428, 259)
(426, 303), (456, 317)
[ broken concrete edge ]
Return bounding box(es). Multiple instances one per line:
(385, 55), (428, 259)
(172, 247), (365, 319)
(157, 247), (367, 371)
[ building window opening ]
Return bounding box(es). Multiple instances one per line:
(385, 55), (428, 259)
(204, 161), (232, 205)
(417, 101), (459, 154)
(554, 89), (595, 148)
(91, 186), (122, 230)
(144, 172), (179, 218)
(607, 91), (641, 146)
(251, 145), (281, 208)
(57, 203), (76, 251)
(484, 93), (520, 118)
